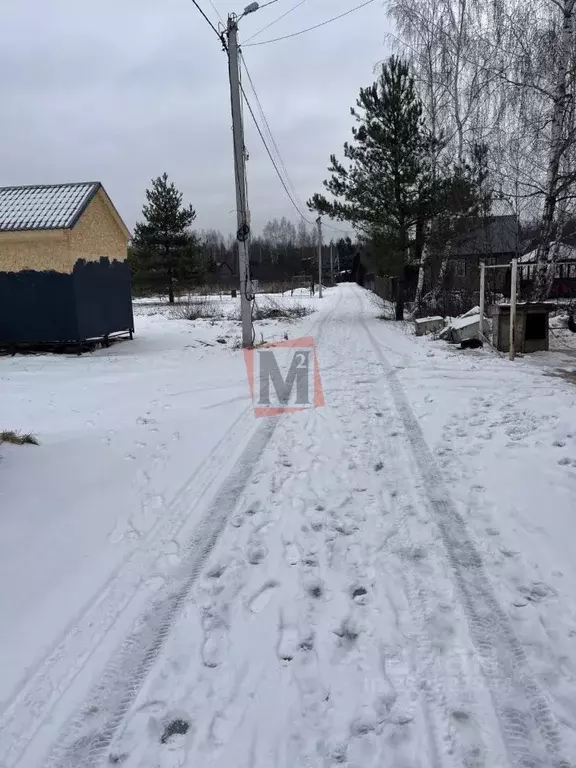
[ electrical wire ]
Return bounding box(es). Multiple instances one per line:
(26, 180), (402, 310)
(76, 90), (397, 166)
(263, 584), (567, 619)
(244, 0), (375, 46)
(207, 0), (224, 23)
(240, 54), (352, 235)
(190, 1), (351, 236)
(240, 53), (308, 219)
(323, 220), (350, 233)
(244, 0), (308, 44)
(189, 0), (222, 39)
(240, 79), (309, 223)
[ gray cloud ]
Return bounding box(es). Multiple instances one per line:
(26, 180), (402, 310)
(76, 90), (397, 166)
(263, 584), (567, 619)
(0, 0), (390, 236)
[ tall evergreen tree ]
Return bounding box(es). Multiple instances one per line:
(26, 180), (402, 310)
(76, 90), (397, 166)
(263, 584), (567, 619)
(131, 173), (200, 303)
(309, 56), (434, 318)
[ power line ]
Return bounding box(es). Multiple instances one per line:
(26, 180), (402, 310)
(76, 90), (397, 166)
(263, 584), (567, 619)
(239, 80), (311, 223)
(240, 53), (308, 218)
(240, 55), (352, 234)
(207, 0), (224, 24)
(189, 3), (352, 233)
(244, 0), (375, 47)
(323, 220), (350, 234)
(244, 0), (308, 44)
(189, 0), (222, 40)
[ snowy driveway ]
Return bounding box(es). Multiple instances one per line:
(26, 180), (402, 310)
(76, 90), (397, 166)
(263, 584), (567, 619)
(2, 284), (576, 767)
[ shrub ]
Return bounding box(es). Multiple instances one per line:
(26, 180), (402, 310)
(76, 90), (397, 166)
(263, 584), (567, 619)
(252, 298), (312, 321)
(1, 430), (39, 446)
(170, 296), (222, 320)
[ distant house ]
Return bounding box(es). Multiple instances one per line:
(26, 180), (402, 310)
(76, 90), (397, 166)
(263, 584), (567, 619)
(519, 242), (576, 299)
(442, 215), (518, 294)
(0, 182), (133, 347)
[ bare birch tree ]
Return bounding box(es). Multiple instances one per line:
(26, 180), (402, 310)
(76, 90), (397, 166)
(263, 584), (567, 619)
(388, 0), (495, 310)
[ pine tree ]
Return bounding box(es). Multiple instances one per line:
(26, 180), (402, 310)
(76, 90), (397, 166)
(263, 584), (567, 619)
(309, 56), (434, 319)
(131, 173), (200, 303)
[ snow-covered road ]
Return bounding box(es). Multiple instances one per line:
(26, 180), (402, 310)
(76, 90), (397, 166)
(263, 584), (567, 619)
(2, 284), (576, 767)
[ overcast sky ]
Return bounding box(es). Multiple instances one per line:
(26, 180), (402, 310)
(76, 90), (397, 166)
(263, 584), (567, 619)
(1, 0), (390, 237)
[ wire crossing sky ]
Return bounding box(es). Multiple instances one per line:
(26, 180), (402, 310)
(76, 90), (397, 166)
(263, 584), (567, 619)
(0, 0), (388, 234)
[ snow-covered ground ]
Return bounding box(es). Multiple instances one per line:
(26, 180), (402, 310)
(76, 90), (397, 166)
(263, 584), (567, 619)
(1, 284), (576, 767)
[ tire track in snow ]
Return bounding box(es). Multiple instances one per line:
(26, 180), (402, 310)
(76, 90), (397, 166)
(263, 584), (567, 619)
(39, 292), (344, 768)
(320, 310), (452, 768)
(264, 304), (447, 766)
(0, 405), (252, 768)
(43, 418), (278, 768)
(99, 297), (360, 767)
(360, 300), (570, 768)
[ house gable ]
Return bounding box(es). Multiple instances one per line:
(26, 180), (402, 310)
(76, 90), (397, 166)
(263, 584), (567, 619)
(0, 181), (130, 274)
(70, 188), (129, 264)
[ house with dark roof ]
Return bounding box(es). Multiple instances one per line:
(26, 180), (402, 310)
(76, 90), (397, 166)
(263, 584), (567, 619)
(0, 182), (133, 347)
(442, 215), (518, 294)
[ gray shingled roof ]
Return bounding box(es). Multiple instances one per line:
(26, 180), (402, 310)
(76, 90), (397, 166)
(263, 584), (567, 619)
(451, 215), (518, 257)
(0, 182), (100, 232)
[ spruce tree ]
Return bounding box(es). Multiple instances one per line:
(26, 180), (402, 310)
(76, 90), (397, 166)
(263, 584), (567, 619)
(131, 173), (200, 303)
(309, 56), (433, 319)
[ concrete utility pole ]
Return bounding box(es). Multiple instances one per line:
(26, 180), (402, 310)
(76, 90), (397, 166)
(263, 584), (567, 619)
(316, 217), (323, 298)
(227, 13), (253, 347)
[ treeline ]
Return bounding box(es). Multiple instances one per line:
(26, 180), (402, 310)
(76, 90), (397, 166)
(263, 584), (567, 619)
(128, 175), (357, 300)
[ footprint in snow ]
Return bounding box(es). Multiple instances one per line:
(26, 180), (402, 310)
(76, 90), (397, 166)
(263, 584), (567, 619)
(517, 581), (556, 603)
(248, 580), (279, 614)
(284, 541), (300, 566)
(299, 633), (314, 652)
(145, 574), (166, 592)
(305, 579), (324, 599)
(277, 625), (299, 662)
(201, 613), (228, 668)
(108, 753), (128, 764)
(334, 617), (360, 648)
(205, 561), (227, 580)
(247, 544), (267, 565)
(351, 586), (368, 605)
(135, 468), (151, 484)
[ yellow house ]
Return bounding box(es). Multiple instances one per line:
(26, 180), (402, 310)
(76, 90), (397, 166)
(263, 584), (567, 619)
(0, 181), (133, 347)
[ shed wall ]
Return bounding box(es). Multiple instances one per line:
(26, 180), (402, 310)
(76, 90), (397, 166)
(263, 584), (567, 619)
(70, 189), (127, 263)
(74, 259), (133, 340)
(0, 272), (77, 344)
(0, 230), (71, 273)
